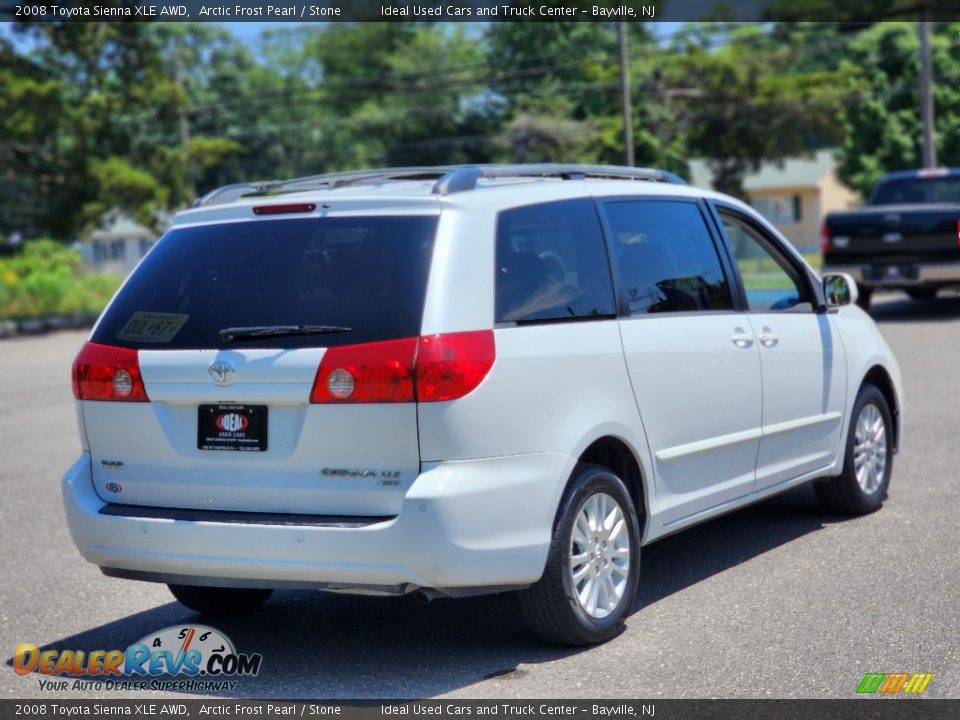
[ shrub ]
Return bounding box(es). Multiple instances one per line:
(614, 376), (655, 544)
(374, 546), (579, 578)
(0, 239), (122, 321)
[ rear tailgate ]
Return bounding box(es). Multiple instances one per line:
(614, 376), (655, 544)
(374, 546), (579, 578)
(82, 348), (420, 516)
(79, 210), (437, 516)
(824, 204), (960, 266)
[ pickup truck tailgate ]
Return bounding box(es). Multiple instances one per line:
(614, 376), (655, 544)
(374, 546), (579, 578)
(824, 203), (960, 264)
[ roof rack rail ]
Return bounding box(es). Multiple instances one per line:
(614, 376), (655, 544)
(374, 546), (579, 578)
(432, 164), (685, 195)
(193, 167), (457, 208)
(193, 163), (685, 207)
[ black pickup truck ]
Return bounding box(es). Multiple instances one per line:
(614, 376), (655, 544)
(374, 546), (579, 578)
(821, 168), (960, 310)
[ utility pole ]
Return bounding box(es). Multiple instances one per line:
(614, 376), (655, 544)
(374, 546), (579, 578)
(918, 10), (937, 168)
(617, 22), (635, 167)
(171, 39), (194, 197)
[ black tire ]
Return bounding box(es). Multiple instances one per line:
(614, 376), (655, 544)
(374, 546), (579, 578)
(906, 287), (937, 301)
(856, 286), (873, 311)
(168, 584), (273, 614)
(518, 464), (641, 646)
(815, 383), (894, 515)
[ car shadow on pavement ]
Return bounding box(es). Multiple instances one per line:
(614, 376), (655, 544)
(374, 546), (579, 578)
(6, 485), (846, 699)
(635, 483), (830, 610)
(871, 293), (960, 323)
(4, 589), (577, 699)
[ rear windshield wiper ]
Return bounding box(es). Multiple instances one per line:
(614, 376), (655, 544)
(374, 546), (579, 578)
(219, 325), (352, 343)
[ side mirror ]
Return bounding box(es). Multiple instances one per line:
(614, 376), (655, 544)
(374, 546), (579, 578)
(823, 273), (859, 308)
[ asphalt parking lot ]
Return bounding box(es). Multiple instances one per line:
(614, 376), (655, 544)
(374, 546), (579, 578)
(2, 292), (959, 700)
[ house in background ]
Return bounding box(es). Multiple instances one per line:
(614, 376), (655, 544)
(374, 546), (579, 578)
(74, 214), (158, 276)
(688, 150), (859, 253)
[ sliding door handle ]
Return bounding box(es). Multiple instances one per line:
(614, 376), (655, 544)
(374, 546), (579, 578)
(731, 327), (754, 349)
(758, 326), (779, 348)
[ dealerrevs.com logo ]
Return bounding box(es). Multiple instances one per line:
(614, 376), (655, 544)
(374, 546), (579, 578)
(13, 625), (262, 692)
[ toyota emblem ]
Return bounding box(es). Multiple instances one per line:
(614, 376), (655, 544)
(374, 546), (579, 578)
(208, 360), (236, 385)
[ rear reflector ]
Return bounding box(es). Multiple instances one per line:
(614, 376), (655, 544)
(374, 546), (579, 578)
(310, 330), (495, 404)
(72, 343), (149, 402)
(252, 203), (317, 215)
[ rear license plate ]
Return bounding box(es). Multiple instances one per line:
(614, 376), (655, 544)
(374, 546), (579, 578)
(869, 264), (916, 281)
(198, 404), (268, 452)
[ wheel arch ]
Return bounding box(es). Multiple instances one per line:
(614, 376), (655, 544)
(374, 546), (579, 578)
(577, 435), (649, 541)
(862, 364), (900, 452)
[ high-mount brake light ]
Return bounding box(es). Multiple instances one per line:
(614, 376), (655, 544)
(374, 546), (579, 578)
(72, 343), (149, 402)
(310, 330), (495, 404)
(252, 203), (317, 215)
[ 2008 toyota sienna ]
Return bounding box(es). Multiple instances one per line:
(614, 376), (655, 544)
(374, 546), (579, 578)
(64, 164), (902, 645)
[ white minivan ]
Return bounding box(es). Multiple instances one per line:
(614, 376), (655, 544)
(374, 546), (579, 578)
(64, 165), (902, 645)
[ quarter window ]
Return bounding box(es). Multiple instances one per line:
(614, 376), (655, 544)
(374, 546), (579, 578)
(719, 211), (810, 312)
(495, 199), (616, 323)
(603, 200), (733, 315)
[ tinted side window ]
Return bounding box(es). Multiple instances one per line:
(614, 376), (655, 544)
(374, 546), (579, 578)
(719, 211), (810, 312)
(495, 199), (616, 323)
(93, 216), (438, 350)
(603, 201), (733, 314)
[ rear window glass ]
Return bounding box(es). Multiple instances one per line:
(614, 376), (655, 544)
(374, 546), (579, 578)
(93, 216), (438, 349)
(495, 199), (616, 323)
(872, 176), (960, 204)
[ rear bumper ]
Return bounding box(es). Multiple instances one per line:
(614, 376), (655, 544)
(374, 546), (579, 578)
(62, 451), (568, 594)
(823, 261), (960, 287)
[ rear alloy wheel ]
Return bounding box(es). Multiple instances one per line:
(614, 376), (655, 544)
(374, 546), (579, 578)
(815, 383), (893, 515)
(168, 585), (273, 615)
(518, 464), (641, 645)
(568, 493), (632, 619)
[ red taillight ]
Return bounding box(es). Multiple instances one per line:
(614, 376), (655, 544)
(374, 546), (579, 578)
(415, 330), (496, 402)
(71, 343), (149, 402)
(309, 330), (495, 404)
(956, 218), (960, 246)
(252, 203), (317, 215)
(820, 221), (831, 253)
(310, 337), (418, 403)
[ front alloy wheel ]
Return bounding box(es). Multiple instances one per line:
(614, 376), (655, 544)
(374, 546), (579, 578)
(815, 383), (893, 515)
(852, 402), (888, 496)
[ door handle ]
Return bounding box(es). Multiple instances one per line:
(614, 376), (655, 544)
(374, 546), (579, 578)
(731, 327), (754, 349)
(758, 326), (779, 348)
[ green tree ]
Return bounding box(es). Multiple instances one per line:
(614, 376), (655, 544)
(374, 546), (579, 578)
(485, 22), (646, 164)
(660, 24), (855, 197)
(4, 21), (244, 238)
(835, 22), (960, 197)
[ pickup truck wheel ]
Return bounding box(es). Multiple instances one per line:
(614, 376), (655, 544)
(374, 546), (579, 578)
(815, 384), (893, 515)
(855, 287), (873, 310)
(906, 287), (937, 301)
(168, 585), (273, 614)
(517, 464), (641, 646)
